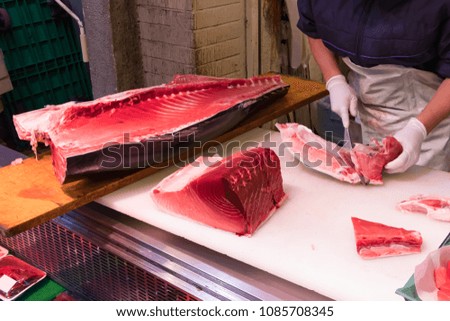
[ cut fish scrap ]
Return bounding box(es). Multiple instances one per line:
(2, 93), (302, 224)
(151, 147), (286, 236)
(351, 217), (423, 259)
(13, 74), (289, 183)
(276, 123), (402, 185)
(397, 194), (450, 222)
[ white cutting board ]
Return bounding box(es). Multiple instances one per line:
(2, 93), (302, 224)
(97, 128), (450, 300)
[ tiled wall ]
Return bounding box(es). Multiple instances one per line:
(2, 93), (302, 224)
(193, 0), (246, 78)
(137, 0), (246, 86)
(83, 0), (250, 92)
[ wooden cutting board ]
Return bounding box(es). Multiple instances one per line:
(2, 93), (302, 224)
(0, 75), (327, 237)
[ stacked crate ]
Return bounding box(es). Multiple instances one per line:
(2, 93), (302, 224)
(0, 0), (92, 148)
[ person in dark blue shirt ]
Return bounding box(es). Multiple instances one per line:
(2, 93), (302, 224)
(297, 0), (450, 172)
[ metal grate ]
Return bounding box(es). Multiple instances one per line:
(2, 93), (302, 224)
(0, 218), (198, 301)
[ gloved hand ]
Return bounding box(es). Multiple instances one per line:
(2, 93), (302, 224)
(326, 75), (358, 128)
(385, 117), (427, 174)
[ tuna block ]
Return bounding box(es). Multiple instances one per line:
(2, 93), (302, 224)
(151, 147), (286, 236)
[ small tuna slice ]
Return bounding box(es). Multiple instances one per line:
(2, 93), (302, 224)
(397, 195), (450, 222)
(351, 217), (422, 259)
(151, 147), (286, 236)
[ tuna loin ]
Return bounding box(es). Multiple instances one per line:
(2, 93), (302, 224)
(397, 194), (450, 222)
(351, 217), (423, 259)
(276, 123), (402, 185)
(151, 147), (286, 236)
(13, 75), (289, 183)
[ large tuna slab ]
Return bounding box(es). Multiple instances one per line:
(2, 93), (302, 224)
(151, 147), (286, 236)
(13, 75), (289, 183)
(276, 123), (402, 185)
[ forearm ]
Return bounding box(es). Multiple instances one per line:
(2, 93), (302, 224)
(417, 78), (450, 133)
(307, 37), (342, 82)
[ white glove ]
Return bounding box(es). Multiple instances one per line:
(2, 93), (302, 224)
(385, 118), (427, 174)
(326, 75), (358, 128)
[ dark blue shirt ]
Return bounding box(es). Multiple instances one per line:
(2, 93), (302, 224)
(297, 0), (450, 78)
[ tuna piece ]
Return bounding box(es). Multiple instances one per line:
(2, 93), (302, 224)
(151, 147), (286, 236)
(351, 217), (423, 259)
(13, 75), (289, 183)
(435, 263), (450, 301)
(350, 137), (403, 185)
(397, 195), (450, 222)
(276, 123), (402, 185)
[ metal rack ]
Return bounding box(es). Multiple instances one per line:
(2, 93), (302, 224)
(0, 201), (329, 301)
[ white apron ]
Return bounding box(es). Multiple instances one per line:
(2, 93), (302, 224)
(343, 57), (450, 172)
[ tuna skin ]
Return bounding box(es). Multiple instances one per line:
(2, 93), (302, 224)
(151, 147), (286, 236)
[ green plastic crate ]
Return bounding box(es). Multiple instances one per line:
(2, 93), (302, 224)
(0, 0), (92, 148)
(0, 0), (83, 69)
(5, 59), (91, 114)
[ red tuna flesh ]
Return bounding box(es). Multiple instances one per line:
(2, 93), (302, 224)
(276, 123), (402, 185)
(351, 217), (422, 259)
(13, 75), (289, 183)
(151, 147), (286, 236)
(435, 264), (450, 301)
(350, 136), (403, 185)
(397, 194), (450, 221)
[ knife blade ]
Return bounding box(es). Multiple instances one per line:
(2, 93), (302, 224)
(343, 126), (368, 185)
(343, 127), (352, 150)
